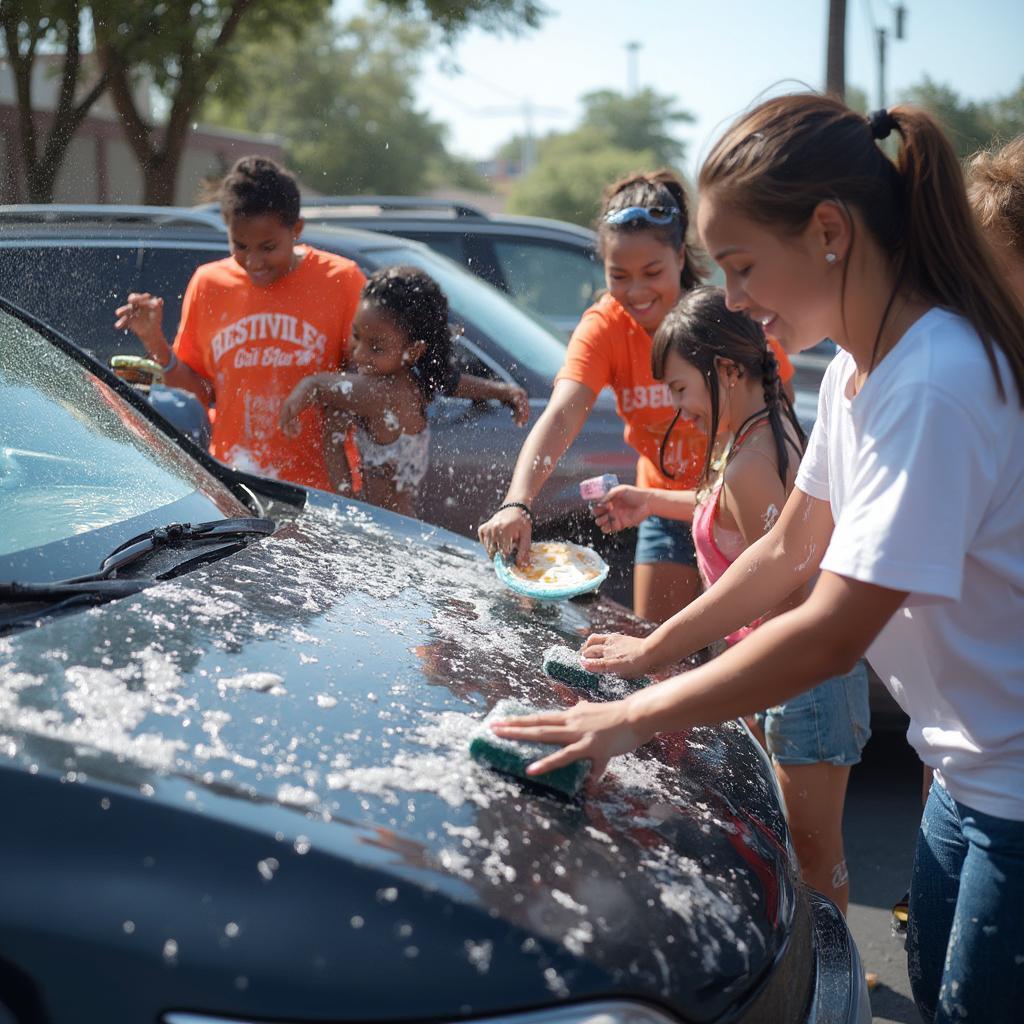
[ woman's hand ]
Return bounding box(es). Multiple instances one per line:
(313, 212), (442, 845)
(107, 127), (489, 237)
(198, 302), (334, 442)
(501, 383), (530, 427)
(280, 377), (319, 437)
(581, 632), (656, 677)
(592, 484), (651, 533)
(478, 504), (533, 567)
(489, 697), (649, 781)
(114, 293), (166, 353)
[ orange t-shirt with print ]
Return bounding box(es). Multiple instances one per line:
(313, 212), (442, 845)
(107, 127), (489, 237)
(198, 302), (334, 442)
(556, 293), (793, 490)
(174, 247), (365, 491)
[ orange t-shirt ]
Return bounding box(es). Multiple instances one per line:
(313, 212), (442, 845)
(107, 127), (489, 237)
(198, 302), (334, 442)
(555, 293), (794, 490)
(174, 247), (365, 491)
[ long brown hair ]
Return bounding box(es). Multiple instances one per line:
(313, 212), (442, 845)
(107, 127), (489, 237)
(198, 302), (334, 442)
(699, 94), (1024, 404)
(651, 286), (805, 486)
(596, 169), (708, 291)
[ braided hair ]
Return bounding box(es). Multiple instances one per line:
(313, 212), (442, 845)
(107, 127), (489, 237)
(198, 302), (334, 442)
(360, 266), (457, 402)
(650, 286), (805, 486)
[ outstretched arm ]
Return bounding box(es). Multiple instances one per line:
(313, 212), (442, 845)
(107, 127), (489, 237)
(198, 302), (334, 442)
(453, 373), (530, 427)
(582, 486), (832, 675)
(493, 570), (907, 780)
(478, 379), (597, 565)
(280, 371), (380, 437)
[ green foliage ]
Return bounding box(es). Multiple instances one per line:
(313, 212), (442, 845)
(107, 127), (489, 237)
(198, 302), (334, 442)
(578, 88), (692, 167)
(505, 87), (693, 225)
(902, 75), (1024, 159)
(203, 6), (465, 194)
(508, 143), (658, 226)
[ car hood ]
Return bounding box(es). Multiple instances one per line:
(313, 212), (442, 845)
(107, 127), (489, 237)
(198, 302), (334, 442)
(0, 493), (796, 1023)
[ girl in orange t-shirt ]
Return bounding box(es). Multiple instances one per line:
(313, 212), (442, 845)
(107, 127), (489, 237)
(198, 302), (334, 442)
(479, 171), (791, 621)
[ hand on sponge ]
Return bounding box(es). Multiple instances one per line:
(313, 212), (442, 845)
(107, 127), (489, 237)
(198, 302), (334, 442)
(542, 644), (651, 699)
(469, 699), (590, 798)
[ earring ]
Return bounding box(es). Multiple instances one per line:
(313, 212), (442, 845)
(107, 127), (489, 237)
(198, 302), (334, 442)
(825, 252), (838, 264)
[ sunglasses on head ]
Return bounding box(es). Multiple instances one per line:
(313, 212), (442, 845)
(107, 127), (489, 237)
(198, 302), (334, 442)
(603, 205), (680, 227)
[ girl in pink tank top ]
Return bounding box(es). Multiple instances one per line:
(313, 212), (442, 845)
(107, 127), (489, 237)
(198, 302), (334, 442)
(591, 287), (872, 918)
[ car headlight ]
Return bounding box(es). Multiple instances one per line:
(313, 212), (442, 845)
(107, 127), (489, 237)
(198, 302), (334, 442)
(165, 1001), (684, 1024)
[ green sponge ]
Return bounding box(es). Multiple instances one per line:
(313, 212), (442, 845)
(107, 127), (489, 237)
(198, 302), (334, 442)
(469, 699), (590, 798)
(542, 644), (651, 699)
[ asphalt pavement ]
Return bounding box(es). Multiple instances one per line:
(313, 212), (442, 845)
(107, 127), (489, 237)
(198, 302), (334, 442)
(843, 724), (925, 1023)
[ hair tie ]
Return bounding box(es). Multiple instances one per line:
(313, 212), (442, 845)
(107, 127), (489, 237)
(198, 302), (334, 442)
(869, 108), (897, 141)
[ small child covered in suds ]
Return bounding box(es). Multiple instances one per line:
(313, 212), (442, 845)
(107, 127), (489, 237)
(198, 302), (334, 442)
(280, 266), (470, 517)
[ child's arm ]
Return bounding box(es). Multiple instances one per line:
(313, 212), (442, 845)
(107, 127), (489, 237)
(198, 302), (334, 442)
(581, 486), (834, 676)
(452, 373), (530, 426)
(592, 484), (697, 533)
(113, 292), (213, 405)
(280, 372), (378, 437)
(322, 410), (355, 495)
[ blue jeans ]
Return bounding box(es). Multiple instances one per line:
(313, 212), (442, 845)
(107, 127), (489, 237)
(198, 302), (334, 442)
(907, 779), (1024, 1023)
(634, 515), (697, 567)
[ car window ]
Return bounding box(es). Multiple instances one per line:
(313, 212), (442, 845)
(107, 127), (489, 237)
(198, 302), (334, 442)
(0, 308), (246, 559)
(0, 243), (140, 362)
(492, 239), (604, 322)
(139, 243), (229, 350)
(398, 231), (465, 264)
(362, 244), (567, 383)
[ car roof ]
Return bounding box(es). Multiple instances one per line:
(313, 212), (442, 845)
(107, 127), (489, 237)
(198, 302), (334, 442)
(294, 196), (598, 242)
(0, 203), (429, 255)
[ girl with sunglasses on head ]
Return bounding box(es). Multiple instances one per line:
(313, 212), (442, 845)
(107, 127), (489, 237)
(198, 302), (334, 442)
(491, 96), (1024, 1024)
(477, 170), (793, 622)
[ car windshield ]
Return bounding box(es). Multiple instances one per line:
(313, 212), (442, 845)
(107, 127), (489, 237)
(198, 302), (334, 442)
(0, 307), (249, 562)
(361, 243), (567, 381)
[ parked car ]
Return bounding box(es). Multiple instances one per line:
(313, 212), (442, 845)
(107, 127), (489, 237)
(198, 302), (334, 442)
(0, 298), (870, 1024)
(0, 205), (636, 582)
(292, 196), (605, 336)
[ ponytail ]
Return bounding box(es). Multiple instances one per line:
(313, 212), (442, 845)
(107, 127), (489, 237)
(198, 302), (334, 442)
(889, 106), (1024, 401)
(700, 94), (1024, 405)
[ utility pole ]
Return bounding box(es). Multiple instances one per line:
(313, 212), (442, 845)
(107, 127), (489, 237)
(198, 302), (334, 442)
(866, 2), (907, 110)
(826, 0), (847, 98)
(625, 41), (641, 96)
(876, 26), (887, 108)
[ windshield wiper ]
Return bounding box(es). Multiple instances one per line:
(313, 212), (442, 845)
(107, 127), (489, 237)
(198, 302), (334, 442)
(80, 517), (276, 583)
(0, 517), (275, 634)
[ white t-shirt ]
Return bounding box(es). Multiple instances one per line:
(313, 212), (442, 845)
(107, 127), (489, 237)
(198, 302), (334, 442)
(795, 308), (1024, 820)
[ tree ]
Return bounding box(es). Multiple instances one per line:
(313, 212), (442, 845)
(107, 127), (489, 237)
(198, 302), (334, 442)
(578, 88), (691, 167)
(902, 75), (1024, 159)
(94, 0), (544, 205)
(0, 0), (111, 202)
(203, 6), (467, 195)
(505, 86), (693, 225)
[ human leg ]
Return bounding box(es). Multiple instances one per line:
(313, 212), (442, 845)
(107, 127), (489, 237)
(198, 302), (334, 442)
(761, 661), (871, 916)
(774, 761), (853, 913)
(633, 515), (700, 623)
(908, 779), (1024, 1023)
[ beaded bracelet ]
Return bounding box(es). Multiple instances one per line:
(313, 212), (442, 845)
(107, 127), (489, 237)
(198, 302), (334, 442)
(497, 501), (533, 524)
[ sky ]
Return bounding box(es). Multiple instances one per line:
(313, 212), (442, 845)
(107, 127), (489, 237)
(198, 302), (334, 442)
(412, 0), (1024, 178)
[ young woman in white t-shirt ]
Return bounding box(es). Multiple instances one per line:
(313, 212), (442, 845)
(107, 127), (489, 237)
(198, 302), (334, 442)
(490, 95), (1024, 1024)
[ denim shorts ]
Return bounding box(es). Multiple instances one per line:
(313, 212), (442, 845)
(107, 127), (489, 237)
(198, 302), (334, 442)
(754, 659), (871, 767)
(634, 515), (698, 568)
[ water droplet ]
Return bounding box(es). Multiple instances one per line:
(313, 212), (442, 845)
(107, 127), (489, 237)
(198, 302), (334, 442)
(257, 857), (279, 881)
(100, 797), (111, 810)
(403, 945), (418, 957)
(162, 938), (178, 962)
(376, 886), (398, 903)
(140, 784), (155, 797)
(350, 915), (364, 929)
(123, 920), (135, 934)
(294, 835), (311, 855)
(235, 975), (249, 990)
(225, 922), (240, 938)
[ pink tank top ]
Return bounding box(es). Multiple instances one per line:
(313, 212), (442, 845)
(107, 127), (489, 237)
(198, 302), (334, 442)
(692, 420), (771, 646)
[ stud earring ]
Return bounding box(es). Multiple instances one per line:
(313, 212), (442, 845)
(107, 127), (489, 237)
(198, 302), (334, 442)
(825, 252), (838, 264)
